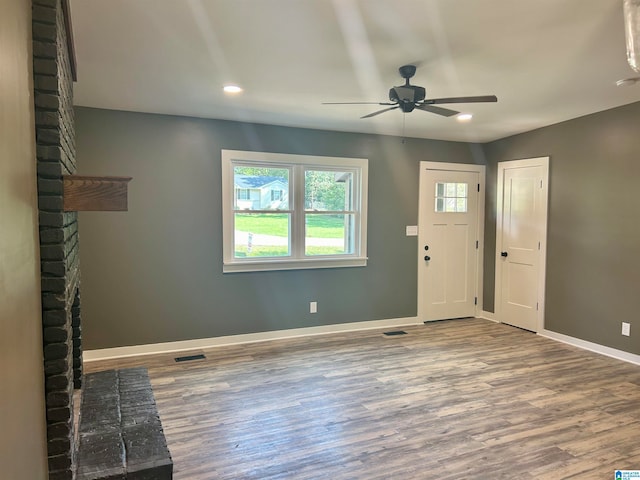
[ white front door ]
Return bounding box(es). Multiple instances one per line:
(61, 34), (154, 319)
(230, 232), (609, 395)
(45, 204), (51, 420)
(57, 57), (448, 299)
(496, 157), (549, 332)
(418, 163), (484, 321)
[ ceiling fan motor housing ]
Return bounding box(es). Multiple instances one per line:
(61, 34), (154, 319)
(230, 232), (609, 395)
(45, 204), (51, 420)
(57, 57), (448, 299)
(389, 85), (426, 112)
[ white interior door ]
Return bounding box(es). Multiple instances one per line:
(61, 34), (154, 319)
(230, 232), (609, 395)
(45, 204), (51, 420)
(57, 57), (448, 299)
(418, 163), (483, 321)
(496, 157), (549, 332)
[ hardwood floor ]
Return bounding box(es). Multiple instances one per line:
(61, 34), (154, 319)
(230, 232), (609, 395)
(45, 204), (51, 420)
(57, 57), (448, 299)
(83, 319), (640, 479)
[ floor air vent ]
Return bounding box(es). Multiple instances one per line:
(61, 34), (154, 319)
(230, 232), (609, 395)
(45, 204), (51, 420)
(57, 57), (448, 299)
(175, 354), (206, 362)
(383, 330), (408, 336)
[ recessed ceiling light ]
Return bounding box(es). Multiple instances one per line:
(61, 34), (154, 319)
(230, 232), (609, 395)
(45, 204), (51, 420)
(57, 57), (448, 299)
(457, 113), (473, 122)
(223, 85), (243, 94)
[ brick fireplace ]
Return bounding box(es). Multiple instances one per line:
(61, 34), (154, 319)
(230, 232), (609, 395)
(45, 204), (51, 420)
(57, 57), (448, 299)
(33, 0), (83, 478)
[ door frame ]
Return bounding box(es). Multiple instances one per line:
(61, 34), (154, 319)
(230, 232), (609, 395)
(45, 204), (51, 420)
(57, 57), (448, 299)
(417, 161), (486, 321)
(494, 156), (549, 332)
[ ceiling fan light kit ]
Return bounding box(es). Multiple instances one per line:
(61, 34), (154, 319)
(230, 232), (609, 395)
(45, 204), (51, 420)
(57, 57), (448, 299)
(323, 65), (497, 120)
(624, 0), (640, 73)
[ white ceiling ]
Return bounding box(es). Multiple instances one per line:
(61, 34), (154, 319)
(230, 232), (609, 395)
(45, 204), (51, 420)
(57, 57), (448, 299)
(70, 0), (640, 143)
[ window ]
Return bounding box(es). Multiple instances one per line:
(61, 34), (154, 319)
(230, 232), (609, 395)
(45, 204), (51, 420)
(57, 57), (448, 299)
(222, 150), (368, 272)
(435, 182), (468, 213)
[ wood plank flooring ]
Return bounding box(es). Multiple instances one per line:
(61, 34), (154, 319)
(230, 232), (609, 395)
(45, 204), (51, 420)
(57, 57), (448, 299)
(83, 319), (640, 479)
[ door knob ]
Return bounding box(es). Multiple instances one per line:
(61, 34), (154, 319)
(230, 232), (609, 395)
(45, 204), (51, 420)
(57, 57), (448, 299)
(424, 255), (431, 261)
(501, 251), (508, 257)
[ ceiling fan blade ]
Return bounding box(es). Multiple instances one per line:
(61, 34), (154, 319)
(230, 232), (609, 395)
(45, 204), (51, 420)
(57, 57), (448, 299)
(415, 104), (459, 117)
(361, 106), (399, 118)
(425, 95), (498, 105)
(322, 102), (395, 105)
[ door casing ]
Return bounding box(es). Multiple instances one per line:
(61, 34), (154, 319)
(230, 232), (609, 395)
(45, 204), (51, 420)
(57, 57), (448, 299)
(417, 161), (485, 321)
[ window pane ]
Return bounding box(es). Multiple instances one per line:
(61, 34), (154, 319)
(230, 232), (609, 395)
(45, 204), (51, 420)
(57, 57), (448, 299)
(237, 189), (249, 200)
(446, 183), (456, 197)
(234, 213), (290, 257)
(271, 190), (282, 201)
(445, 197), (456, 212)
(234, 166), (289, 210)
(305, 170), (353, 211)
(305, 214), (353, 256)
(435, 182), (468, 213)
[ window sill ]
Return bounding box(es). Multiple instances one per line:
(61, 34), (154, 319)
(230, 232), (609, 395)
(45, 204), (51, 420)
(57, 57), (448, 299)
(223, 257), (368, 273)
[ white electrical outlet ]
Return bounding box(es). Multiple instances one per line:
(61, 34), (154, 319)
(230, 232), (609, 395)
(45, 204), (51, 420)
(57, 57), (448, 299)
(622, 322), (631, 336)
(310, 301), (317, 314)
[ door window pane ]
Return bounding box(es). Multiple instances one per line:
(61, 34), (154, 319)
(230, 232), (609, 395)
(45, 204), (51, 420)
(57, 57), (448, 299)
(435, 182), (468, 213)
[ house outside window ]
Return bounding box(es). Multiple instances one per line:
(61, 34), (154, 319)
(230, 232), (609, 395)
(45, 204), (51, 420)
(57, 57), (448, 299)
(235, 176), (286, 210)
(222, 150), (368, 272)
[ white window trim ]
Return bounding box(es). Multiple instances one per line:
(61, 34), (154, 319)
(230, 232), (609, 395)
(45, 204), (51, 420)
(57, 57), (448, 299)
(221, 149), (368, 273)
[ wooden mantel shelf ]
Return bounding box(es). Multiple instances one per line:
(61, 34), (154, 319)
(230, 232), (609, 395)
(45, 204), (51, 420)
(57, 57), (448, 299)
(63, 175), (132, 212)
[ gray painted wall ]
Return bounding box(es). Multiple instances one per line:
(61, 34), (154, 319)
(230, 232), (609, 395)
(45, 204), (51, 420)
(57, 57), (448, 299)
(0, 0), (49, 477)
(76, 107), (480, 349)
(483, 101), (640, 355)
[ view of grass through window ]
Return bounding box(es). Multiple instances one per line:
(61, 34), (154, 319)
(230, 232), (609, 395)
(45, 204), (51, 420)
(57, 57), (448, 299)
(234, 213), (348, 257)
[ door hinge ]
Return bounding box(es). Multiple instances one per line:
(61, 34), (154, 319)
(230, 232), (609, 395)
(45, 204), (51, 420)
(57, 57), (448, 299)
(540, 180), (543, 188)
(536, 302), (539, 311)
(477, 183), (480, 192)
(538, 241), (541, 250)
(474, 297), (478, 305)
(476, 240), (479, 249)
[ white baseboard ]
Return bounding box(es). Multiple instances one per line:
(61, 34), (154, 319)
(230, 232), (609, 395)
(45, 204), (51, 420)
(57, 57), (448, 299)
(83, 316), (421, 362)
(539, 329), (640, 366)
(479, 310), (498, 322)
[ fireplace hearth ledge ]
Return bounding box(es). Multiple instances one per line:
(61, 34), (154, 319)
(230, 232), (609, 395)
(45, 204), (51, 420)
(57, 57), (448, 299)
(76, 367), (172, 480)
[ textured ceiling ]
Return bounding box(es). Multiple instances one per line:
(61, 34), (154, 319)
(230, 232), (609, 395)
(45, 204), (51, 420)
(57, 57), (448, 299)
(70, 0), (640, 142)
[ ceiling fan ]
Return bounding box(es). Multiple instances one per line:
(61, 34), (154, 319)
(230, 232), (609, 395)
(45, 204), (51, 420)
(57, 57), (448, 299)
(323, 65), (497, 118)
